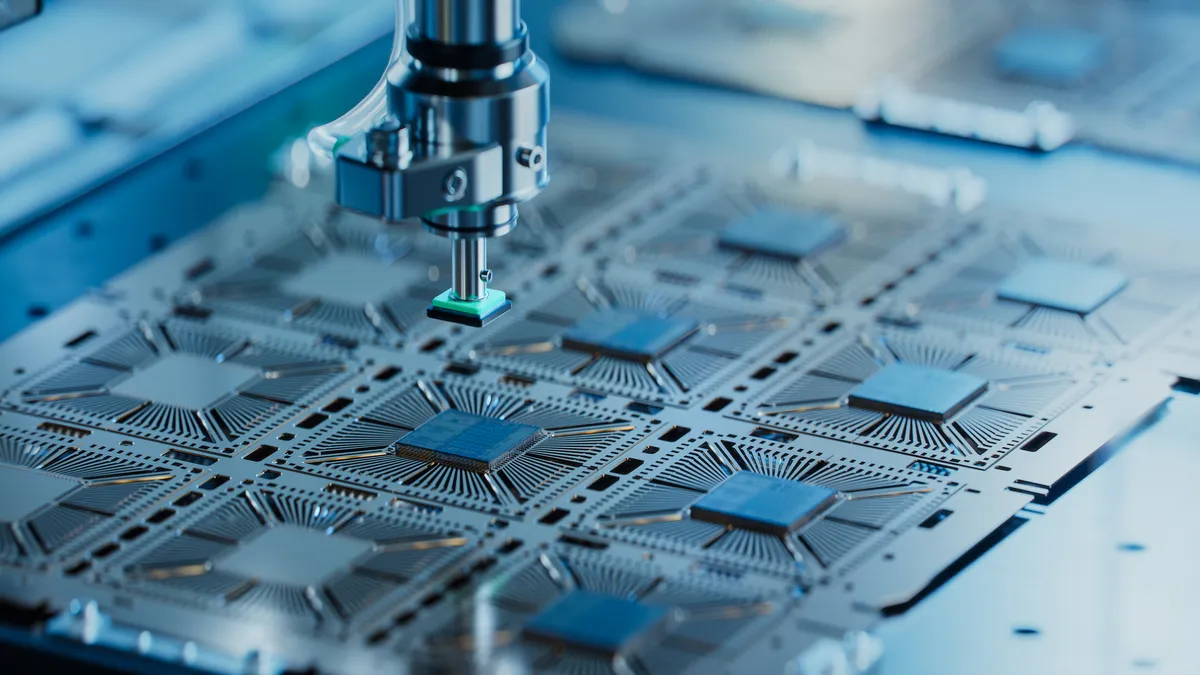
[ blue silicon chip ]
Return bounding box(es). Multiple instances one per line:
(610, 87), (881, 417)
(849, 364), (987, 422)
(997, 259), (1128, 314)
(394, 409), (544, 472)
(562, 309), (697, 362)
(718, 208), (845, 261)
(690, 471), (838, 535)
(524, 590), (668, 654)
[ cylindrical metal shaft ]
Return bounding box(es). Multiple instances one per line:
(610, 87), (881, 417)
(451, 238), (487, 301)
(414, 0), (520, 46)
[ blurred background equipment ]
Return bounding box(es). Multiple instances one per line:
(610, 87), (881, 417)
(557, 0), (1200, 160)
(0, 0), (392, 237)
(0, 1), (1199, 674)
(0, 0), (40, 31)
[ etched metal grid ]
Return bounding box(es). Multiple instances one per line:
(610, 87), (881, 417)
(890, 219), (1200, 354)
(415, 547), (779, 675)
(745, 327), (1096, 468)
(453, 275), (793, 407)
(14, 319), (352, 454)
(615, 174), (973, 306)
(115, 482), (478, 631)
(0, 426), (189, 570)
(0, 112), (1189, 675)
(283, 375), (657, 516)
(585, 435), (950, 580)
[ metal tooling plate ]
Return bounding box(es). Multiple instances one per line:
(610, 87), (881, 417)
(553, 0), (1007, 109)
(0, 114), (1186, 675)
(4, 313), (356, 456)
(607, 169), (979, 307)
(726, 367), (1169, 637)
(1, 348), (1160, 675)
(869, 0), (1200, 162)
(883, 213), (1200, 359)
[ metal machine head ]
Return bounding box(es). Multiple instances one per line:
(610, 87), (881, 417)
(334, 0), (549, 327)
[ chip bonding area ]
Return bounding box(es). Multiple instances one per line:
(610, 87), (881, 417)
(0, 466), (73, 521)
(996, 259), (1129, 314)
(392, 409), (545, 473)
(994, 27), (1109, 86)
(849, 363), (988, 422)
(218, 526), (371, 587)
(561, 309), (698, 363)
(110, 355), (257, 409)
(523, 590), (669, 655)
(281, 254), (423, 305)
(717, 208), (845, 261)
(689, 471), (839, 536)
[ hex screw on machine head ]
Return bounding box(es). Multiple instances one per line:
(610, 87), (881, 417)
(443, 168), (468, 201)
(517, 146), (545, 170)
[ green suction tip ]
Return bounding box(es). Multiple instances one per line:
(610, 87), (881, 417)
(427, 288), (511, 327)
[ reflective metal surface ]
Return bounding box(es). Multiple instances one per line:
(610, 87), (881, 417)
(416, 0), (521, 45)
(0, 114), (1191, 673)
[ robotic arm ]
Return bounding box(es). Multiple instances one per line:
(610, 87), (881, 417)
(323, 0), (550, 327)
